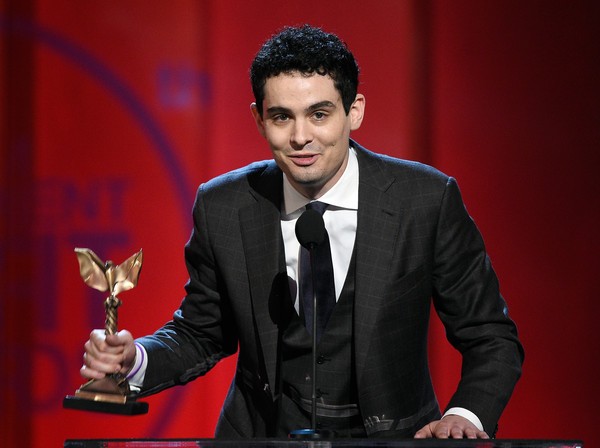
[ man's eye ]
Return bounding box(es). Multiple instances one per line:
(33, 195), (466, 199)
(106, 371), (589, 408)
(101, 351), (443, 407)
(273, 114), (289, 122)
(313, 111), (327, 120)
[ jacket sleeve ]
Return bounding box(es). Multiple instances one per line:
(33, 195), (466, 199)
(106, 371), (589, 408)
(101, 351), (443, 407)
(431, 177), (524, 435)
(135, 184), (238, 396)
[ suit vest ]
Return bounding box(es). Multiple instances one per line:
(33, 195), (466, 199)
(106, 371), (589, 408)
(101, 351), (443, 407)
(276, 251), (366, 437)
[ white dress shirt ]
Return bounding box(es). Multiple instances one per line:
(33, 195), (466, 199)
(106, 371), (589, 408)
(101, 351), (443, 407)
(280, 147), (359, 312)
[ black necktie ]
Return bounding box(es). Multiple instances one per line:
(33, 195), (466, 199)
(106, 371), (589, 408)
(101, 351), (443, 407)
(299, 201), (336, 342)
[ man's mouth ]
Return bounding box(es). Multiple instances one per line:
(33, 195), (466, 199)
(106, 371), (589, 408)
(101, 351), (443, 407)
(290, 154), (319, 166)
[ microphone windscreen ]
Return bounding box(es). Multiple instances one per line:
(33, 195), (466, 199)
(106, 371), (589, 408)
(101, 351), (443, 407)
(295, 209), (326, 248)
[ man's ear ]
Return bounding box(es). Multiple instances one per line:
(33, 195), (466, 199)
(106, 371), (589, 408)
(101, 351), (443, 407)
(349, 94), (366, 131)
(250, 103), (266, 138)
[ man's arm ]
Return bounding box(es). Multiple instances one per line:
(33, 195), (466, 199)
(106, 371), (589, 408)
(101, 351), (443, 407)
(134, 185), (238, 396)
(426, 177), (524, 436)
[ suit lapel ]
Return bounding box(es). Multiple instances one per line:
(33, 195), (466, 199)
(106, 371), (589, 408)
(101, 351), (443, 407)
(239, 163), (285, 393)
(353, 144), (404, 385)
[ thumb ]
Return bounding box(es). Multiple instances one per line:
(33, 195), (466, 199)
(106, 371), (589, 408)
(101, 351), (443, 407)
(414, 421), (436, 439)
(105, 329), (133, 347)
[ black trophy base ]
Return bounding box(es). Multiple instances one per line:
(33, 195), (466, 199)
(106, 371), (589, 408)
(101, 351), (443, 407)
(289, 428), (336, 439)
(63, 395), (149, 415)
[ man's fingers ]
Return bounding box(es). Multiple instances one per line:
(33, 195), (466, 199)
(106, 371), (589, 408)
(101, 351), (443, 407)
(449, 423), (464, 439)
(463, 426), (477, 439)
(83, 350), (123, 372)
(85, 339), (124, 363)
(433, 422), (449, 439)
(83, 336), (126, 374)
(80, 329), (135, 381)
(463, 426), (488, 439)
(80, 363), (106, 380)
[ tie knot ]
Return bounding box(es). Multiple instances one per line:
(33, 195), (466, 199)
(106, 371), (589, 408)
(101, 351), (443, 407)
(306, 201), (328, 215)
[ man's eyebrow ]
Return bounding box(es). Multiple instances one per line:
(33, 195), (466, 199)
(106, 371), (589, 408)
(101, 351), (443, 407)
(306, 101), (336, 112)
(265, 106), (291, 116)
(265, 101), (337, 117)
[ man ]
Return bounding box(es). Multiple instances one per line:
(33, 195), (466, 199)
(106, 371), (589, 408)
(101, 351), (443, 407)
(81, 25), (523, 439)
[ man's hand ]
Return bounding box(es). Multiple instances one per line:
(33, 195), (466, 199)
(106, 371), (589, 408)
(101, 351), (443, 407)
(414, 414), (489, 439)
(80, 329), (136, 379)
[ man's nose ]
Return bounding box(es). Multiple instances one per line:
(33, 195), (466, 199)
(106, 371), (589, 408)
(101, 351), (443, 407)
(290, 120), (313, 148)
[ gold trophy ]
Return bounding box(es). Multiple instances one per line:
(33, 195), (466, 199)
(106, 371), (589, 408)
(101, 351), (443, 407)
(63, 248), (148, 414)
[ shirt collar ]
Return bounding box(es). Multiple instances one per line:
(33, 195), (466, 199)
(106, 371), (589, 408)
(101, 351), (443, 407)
(283, 147), (359, 216)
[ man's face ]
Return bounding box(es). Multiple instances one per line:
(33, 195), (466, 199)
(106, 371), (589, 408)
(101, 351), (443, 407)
(251, 72), (365, 199)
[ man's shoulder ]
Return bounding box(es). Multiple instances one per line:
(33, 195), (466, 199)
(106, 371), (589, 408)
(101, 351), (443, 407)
(353, 141), (450, 184)
(201, 159), (280, 192)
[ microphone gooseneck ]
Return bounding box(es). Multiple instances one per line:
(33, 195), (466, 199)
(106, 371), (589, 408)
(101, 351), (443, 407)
(290, 208), (335, 439)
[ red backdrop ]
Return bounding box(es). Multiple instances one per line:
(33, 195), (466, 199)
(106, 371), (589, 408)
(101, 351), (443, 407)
(1, 1), (598, 447)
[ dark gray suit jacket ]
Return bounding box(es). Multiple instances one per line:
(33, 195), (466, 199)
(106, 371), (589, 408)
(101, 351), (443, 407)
(138, 141), (524, 438)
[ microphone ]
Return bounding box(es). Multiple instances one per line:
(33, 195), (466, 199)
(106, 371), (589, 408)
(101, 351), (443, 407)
(289, 208), (335, 439)
(295, 208), (326, 249)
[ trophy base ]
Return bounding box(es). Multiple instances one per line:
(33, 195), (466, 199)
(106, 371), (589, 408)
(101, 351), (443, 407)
(63, 395), (149, 415)
(63, 376), (148, 415)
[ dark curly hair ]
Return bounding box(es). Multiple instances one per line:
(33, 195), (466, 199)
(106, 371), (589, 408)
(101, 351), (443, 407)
(250, 25), (360, 116)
